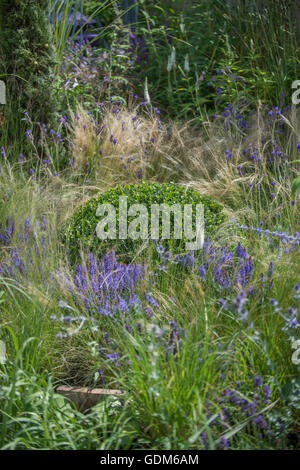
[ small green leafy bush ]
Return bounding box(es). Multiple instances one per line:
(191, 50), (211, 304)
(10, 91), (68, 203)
(62, 182), (225, 262)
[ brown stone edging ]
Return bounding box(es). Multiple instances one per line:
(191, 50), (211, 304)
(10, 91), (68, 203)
(55, 386), (126, 412)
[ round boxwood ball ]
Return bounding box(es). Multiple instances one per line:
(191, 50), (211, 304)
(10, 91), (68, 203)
(61, 182), (225, 262)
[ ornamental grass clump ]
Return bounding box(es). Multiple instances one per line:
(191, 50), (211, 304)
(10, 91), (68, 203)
(61, 182), (225, 263)
(69, 101), (164, 180)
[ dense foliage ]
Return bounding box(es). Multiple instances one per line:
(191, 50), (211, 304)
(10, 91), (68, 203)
(62, 182), (225, 261)
(0, 0), (58, 124)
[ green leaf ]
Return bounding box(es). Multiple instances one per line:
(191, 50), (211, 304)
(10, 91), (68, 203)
(291, 175), (300, 197)
(0, 340), (6, 364)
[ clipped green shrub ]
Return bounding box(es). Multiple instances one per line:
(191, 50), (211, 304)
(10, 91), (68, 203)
(62, 182), (225, 262)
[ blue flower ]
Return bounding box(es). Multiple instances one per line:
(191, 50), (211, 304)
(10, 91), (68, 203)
(219, 437), (230, 449)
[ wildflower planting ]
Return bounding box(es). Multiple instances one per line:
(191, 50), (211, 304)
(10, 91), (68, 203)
(0, 0), (299, 452)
